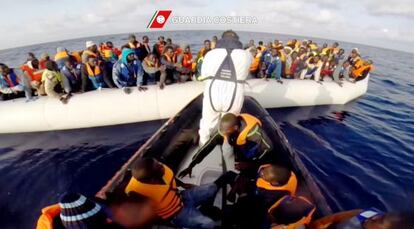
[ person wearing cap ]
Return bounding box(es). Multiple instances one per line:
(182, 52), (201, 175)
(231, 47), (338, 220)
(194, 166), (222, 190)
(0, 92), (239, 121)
(36, 192), (118, 229)
(81, 41), (100, 64)
(0, 63), (34, 101)
(112, 48), (146, 93)
(197, 30), (253, 146)
(152, 36), (166, 59)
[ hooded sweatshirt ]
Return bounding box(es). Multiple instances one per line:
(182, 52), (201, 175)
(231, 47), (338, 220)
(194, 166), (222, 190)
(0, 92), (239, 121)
(112, 48), (144, 88)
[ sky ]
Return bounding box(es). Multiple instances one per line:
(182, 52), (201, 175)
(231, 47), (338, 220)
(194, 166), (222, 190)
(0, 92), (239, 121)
(1, 0), (414, 53)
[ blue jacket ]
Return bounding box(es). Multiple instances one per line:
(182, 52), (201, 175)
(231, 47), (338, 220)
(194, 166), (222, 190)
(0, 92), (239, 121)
(112, 48), (144, 88)
(61, 65), (81, 86)
(0, 69), (23, 93)
(266, 56), (282, 79)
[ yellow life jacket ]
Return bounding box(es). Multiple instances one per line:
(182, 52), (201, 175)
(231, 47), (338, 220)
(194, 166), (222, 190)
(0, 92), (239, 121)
(85, 63), (102, 77)
(256, 164), (298, 195)
(309, 43), (318, 51)
(54, 51), (69, 61)
(125, 163), (183, 219)
(269, 196), (316, 229)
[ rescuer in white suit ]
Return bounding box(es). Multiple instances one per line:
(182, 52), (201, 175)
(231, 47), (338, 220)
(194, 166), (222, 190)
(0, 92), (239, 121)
(198, 30), (253, 145)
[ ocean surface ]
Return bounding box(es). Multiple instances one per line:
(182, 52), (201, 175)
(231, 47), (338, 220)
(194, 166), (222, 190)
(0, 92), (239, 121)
(0, 30), (413, 228)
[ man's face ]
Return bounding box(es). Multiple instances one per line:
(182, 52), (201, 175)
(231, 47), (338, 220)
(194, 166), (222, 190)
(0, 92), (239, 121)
(158, 37), (164, 43)
(0, 66), (9, 75)
(166, 49), (174, 57)
(220, 122), (238, 139)
(143, 37), (149, 43)
(90, 45), (98, 52)
(204, 41), (211, 50)
(127, 53), (135, 62)
(271, 48), (278, 56)
(184, 47), (190, 53)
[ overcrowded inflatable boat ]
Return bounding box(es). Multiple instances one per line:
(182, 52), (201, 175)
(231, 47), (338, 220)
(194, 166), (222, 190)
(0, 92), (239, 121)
(96, 95), (332, 228)
(0, 76), (368, 134)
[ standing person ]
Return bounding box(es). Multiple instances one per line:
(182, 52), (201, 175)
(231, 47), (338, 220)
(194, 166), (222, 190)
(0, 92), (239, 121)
(122, 34), (141, 58)
(153, 36), (166, 59)
(112, 48), (146, 94)
(160, 46), (177, 84)
(138, 35), (151, 61)
(81, 41), (100, 64)
(197, 30), (253, 146)
(0, 63), (33, 101)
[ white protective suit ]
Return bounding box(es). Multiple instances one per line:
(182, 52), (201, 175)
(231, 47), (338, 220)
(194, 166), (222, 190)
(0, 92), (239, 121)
(198, 47), (253, 145)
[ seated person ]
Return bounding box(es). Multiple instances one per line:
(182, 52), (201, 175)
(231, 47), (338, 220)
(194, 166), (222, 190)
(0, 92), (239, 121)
(350, 59), (374, 82)
(160, 46), (178, 84)
(39, 53), (50, 70)
(112, 48), (146, 94)
(179, 113), (273, 177)
(125, 157), (235, 229)
(256, 164), (298, 209)
(55, 47), (70, 70)
(36, 192), (120, 229)
(0, 63), (33, 101)
(310, 210), (414, 229)
(42, 61), (70, 103)
(268, 195), (316, 229)
(21, 58), (45, 95)
(142, 53), (166, 89)
(265, 47), (283, 84)
(81, 56), (106, 90)
(299, 55), (323, 83)
(61, 59), (83, 93)
(175, 44), (194, 82)
(320, 57), (336, 80)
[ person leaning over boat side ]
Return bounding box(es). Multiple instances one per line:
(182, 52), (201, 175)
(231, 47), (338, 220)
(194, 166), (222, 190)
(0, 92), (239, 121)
(125, 157), (237, 229)
(309, 209), (414, 229)
(152, 36), (166, 59)
(180, 113), (273, 178)
(81, 56), (106, 90)
(142, 53), (166, 89)
(36, 192), (121, 229)
(0, 63), (33, 101)
(112, 48), (146, 94)
(265, 46), (283, 84)
(197, 30), (253, 146)
(42, 61), (71, 103)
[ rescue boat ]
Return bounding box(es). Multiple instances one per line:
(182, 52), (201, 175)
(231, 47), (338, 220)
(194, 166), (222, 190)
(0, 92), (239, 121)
(0, 76), (368, 133)
(96, 95), (332, 228)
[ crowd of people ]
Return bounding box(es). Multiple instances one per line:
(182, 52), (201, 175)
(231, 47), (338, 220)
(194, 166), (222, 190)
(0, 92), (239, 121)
(0, 33), (374, 103)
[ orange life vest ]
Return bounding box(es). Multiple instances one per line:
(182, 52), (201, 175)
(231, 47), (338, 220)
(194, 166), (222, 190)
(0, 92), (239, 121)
(236, 113), (262, 146)
(71, 51), (82, 64)
(54, 51), (69, 62)
(269, 196), (316, 229)
(250, 56), (260, 72)
(36, 204), (61, 229)
(256, 164), (298, 195)
(85, 63), (102, 77)
(182, 53), (193, 70)
(352, 60), (373, 78)
(21, 64), (44, 82)
(125, 163), (183, 219)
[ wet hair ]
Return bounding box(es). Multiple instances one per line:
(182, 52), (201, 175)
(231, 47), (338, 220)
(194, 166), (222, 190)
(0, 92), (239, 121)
(221, 30), (239, 40)
(131, 157), (161, 181)
(263, 165), (292, 185)
(220, 113), (240, 128)
(45, 60), (57, 71)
